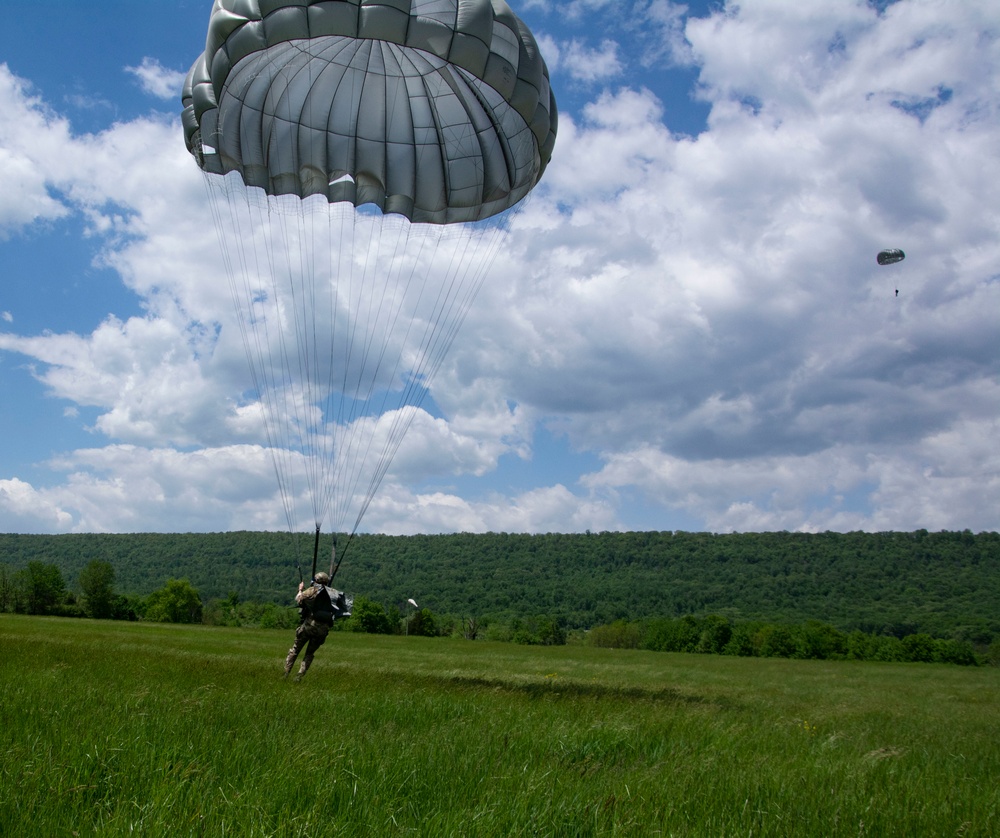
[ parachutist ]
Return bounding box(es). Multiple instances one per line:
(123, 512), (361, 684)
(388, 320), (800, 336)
(284, 572), (352, 680)
(895, 289), (899, 296)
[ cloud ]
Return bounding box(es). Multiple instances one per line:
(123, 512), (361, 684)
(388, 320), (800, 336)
(463, 0), (1000, 531)
(640, 0), (696, 66)
(560, 39), (624, 83)
(0, 66), (72, 234)
(2, 2), (1000, 535)
(0, 478), (76, 532)
(125, 57), (188, 101)
(0, 446), (290, 533)
(585, 410), (1000, 534)
(363, 482), (619, 536)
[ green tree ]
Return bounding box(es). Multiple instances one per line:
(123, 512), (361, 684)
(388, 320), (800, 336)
(589, 619), (641, 649)
(902, 633), (936, 663)
(144, 578), (203, 624)
(18, 561), (66, 615)
(0, 564), (18, 613)
(344, 596), (393, 634)
(409, 607), (438, 637)
(697, 615), (733, 654)
(796, 621), (847, 660)
(757, 625), (796, 658)
(79, 559), (116, 619)
(723, 624), (759, 657)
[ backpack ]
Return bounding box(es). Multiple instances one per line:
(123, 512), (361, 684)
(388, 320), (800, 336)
(300, 586), (334, 625)
(301, 585), (351, 626)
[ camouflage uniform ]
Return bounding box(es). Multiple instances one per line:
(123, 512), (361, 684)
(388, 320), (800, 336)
(284, 581), (350, 680)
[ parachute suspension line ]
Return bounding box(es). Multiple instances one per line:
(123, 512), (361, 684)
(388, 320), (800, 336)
(301, 55), (338, 532)
(256, 189), (310, 528)
(321, 204), (387, 531)
(242, 43), (335, 536)
(241, 48), (308, 533)
(330, 209), (454, 536)
(329, 533), (340, 580)
(319, 202), (356, 530)
(311, 522), (321, 581)
(329, 209), (410, 532)
(308, 200), (340, 531)
(203, 172), (300, 535)
(279, 194), (325, 527)
(263, 49), (312, 528)
(329, 215), (430, 532)
(247, 190), (303, 531)
(207, 172), (523, 543)
(346, 202), (526, 536)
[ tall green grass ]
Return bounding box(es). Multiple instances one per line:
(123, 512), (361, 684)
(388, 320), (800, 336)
(2, 615), (998, 836)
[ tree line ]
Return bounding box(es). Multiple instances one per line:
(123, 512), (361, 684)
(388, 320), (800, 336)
(2, 529), (998, 660)
(2, 558), (994, 665)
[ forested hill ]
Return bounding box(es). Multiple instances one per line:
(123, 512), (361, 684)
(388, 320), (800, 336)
(2, 530), (998, 639)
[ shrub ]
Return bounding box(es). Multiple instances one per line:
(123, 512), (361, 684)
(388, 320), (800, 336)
(144, 578), (203, 624)
(902, 633), (936, 663)
(697, 615), (733, 654)
(588, 619), (641, 649)
(342, 596), (394, 634)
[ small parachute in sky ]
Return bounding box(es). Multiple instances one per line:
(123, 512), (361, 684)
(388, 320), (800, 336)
(877, 248), (905, 266)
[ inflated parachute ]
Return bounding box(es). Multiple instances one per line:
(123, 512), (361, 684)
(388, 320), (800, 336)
(877, 248), (905, 266)
(181, 0), (556, 551)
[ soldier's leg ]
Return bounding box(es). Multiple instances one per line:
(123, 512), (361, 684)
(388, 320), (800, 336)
(285, 626), (307, 675)
(295, 629), (328, 679)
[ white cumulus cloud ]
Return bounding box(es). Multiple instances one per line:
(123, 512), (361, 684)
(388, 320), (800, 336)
(125, 57), (188, 101)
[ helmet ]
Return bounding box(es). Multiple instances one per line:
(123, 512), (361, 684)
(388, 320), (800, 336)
(314, 572), (331, 586)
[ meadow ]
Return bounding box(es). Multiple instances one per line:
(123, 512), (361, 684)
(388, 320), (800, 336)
(2, 615), (997, 836)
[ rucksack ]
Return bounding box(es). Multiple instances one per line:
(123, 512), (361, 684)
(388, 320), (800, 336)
(301, 585), (351, 625)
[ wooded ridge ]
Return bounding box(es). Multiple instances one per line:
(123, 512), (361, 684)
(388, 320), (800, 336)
(2, 529), (997, 641)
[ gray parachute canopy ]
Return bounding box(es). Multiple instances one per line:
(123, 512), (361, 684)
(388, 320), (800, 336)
(181, 0), (558, 224)
(877, 248), (905, 266)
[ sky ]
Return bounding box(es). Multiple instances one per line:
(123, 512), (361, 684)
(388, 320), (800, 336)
(1, 0), (998, 537)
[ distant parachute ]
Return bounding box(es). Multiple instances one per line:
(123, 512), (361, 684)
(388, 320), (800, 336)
(877, 249), (905, 266)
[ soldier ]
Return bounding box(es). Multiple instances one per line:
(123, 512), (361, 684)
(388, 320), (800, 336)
(284, 571), (351, 681)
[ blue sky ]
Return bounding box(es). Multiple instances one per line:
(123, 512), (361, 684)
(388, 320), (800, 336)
(1, 0), (999, 536)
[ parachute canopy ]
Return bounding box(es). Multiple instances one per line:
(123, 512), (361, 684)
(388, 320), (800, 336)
(877, 248), (905, 266)
(182, 0), (557, 224)
(181, 0), (557, 539)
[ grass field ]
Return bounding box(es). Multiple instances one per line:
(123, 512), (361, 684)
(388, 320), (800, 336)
(2, 615), (998, 836)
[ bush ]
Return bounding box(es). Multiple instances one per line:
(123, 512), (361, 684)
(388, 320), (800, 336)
(144, 578), (203, 624)
(723, 624), (758, 657)
(796, 621), (847, 660)
(697, 615), (733, 654)
(342, 596), (394, 634)
(408, 607), (438, 637)
(902, 633), (936, 663)
(642, 616), (699, 653)
(933, 638), (977, 666)
(510, 616), (566, 646)
(588, 619), (641, 649)
(756, 625), (796, 658)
